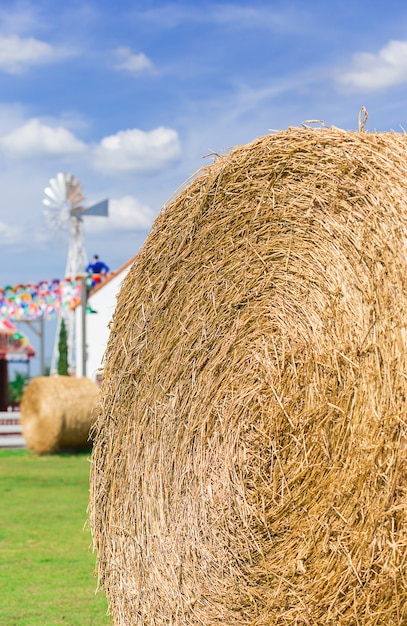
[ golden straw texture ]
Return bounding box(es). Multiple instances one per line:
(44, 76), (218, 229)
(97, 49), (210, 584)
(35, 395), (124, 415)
(21, 376), (99, 454)
(90, 126), (407, 625)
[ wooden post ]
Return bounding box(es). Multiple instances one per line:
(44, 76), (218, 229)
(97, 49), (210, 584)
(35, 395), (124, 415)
(81, 276), (87, 378)
(0, 359), (8, 411)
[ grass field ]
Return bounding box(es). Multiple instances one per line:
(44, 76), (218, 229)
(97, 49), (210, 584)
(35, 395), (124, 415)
(0, 449), (112, 626)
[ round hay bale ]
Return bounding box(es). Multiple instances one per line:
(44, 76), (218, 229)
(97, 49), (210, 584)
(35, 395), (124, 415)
(89, 126), (407, 625)
(21, 376), (99, 455)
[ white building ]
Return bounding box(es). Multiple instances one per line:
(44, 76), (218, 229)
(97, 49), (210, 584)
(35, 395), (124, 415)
(75, 256), (135, 381)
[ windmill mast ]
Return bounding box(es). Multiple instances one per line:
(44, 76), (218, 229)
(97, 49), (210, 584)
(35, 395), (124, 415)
(43, 173), (87, 374)
(43, 172), (109, 376)
(61, 206), (88, 376)
(65, 211), (88, 278)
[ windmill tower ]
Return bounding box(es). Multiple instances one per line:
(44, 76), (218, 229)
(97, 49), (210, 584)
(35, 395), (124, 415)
(43, 172), (109, 374)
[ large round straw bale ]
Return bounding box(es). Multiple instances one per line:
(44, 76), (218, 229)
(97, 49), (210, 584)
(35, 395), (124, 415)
(90, 126), (407, 625)
(21, 376), (99, 454)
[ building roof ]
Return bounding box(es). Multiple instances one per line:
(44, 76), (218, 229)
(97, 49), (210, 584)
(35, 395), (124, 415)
(0, 319), (36, 361)
(87, 254), (138, 298)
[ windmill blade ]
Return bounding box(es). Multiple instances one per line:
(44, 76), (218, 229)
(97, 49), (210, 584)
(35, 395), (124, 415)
(51, 172), (69, 200)
(56, 171), (68, 186)
(66, 177), (85, 207)
(84, 199), (109, 216)
(55, 172), (68, 192)
(43, 185), (63, 206)
(43, 172), (73, 208)
(43, 173), (86, 221)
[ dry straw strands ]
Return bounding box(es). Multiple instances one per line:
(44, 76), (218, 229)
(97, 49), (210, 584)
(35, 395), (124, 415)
(21, 376), (99, 454)
(90, 126), (407, 625)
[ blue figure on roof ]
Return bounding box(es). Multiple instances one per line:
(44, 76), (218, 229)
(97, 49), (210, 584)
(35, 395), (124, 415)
(86, 254), (110, 284)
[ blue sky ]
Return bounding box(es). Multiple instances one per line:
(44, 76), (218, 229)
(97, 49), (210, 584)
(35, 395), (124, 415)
(1, 0), (407, 292)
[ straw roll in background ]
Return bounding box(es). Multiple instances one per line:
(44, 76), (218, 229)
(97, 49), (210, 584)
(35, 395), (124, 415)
(90, 126), (407, 624)
(21, 376), (99, 455)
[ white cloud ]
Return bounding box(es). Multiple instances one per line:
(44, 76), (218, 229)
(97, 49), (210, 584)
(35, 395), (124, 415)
(0, 118), (181, 173)
(0, 119), (87, 157)
(0, 35), (55, 73)
(86, 195), (157, 233)
(339, 40), (407, 90)
(92, 126), (182, 173)
(114, 46), (154, 74)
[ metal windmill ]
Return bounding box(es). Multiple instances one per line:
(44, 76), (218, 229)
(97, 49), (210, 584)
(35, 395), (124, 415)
(43, 172), (109, 374)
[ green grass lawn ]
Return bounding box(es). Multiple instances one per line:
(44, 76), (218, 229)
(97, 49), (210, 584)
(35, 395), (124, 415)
(0, 449), (112, 625)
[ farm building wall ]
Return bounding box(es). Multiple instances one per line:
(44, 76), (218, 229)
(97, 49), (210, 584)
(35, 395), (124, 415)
(75, 262), (133, 380)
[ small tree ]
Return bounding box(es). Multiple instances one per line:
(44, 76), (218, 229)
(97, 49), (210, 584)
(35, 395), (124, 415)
(57, 318), (69, 376)
(8, 371), (28, 404)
